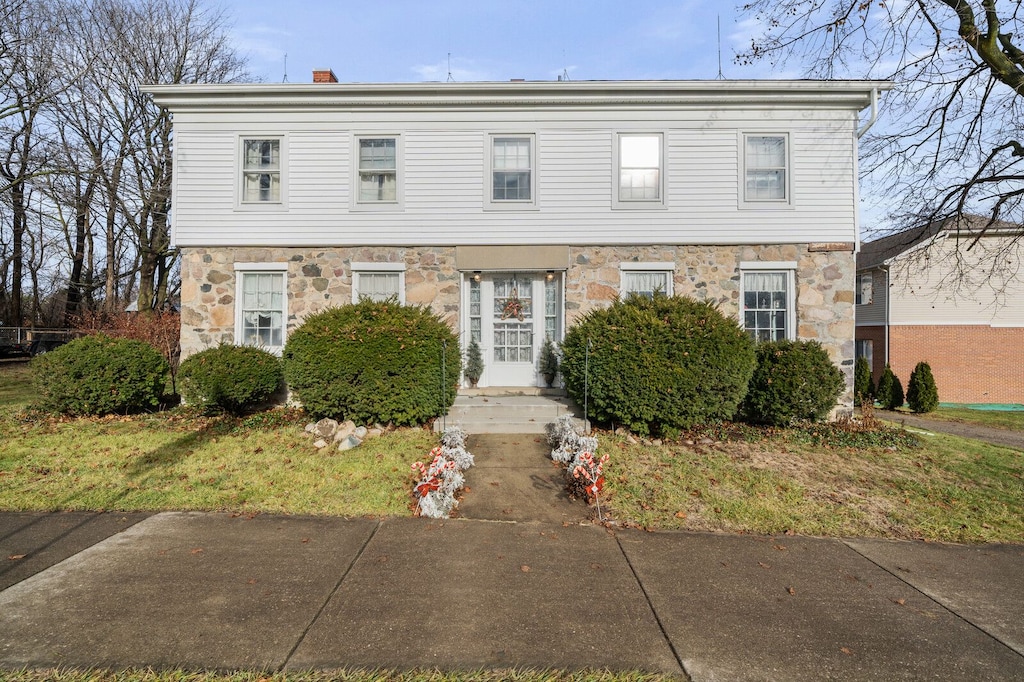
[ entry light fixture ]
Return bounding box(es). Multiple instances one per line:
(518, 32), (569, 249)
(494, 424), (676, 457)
(545, 270), (555, 281)
(472, 271), (482, 282)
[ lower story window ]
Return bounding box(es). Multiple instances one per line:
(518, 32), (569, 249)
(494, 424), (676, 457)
(235, 265), (287, 353)
(352, 262), (406, 303)
(856, 339), (873, 367)
(741, 267), (794, 342)
(620, 263), (674, 297)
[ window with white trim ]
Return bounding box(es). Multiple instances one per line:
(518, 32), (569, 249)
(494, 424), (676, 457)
(490, 135), (534, 204)
(741, 264), (795, 341)
(620, 263), (674, 297)
(856, 272), (874, 305)
(351, 262), (405, 303)
(241, 138), (282, 203)
(615, 133), (664, 207)
(743, 134), (788, 203)
(856, 339), (873, 367)
(235, 264), (287, 353)
(356, 137), (398, 204)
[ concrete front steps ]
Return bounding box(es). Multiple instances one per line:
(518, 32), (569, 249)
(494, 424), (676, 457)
(433, 387), (586, 434)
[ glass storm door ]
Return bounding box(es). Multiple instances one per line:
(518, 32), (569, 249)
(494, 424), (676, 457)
(467, 273), (560, 387)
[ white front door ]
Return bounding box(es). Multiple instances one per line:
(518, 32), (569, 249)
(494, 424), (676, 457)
(465, 272), (560, 387)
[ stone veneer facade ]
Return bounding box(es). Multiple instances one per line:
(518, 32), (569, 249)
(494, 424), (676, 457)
(180, 242), (856, 409)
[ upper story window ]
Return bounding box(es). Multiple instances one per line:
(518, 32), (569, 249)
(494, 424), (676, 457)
(234, 262), (287, 354)
(491, 136), (534, 203)
(615, 133), (664, 207)
(743, 134), (789, 204)
(620, 262), (674, 297)
(856, 272), (874, 305)
(357, 137), (398, 204)
(241, 138), (282, 203)
(741, 262), (796, 342)
(351, 262), (405, 303)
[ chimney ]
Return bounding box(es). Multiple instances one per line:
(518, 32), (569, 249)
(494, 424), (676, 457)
(313, 68), (338, 84)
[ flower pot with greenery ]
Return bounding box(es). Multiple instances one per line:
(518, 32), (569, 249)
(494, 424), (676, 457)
(539, 337), (560, 387)
(464, 338), (484, 387)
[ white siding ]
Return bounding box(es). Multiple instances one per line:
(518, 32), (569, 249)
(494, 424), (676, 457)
(168, 105), (860, 248)
(889, 236), (1024, 327)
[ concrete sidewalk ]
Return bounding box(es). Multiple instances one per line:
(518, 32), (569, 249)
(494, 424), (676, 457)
(2, 511), (1022, 680)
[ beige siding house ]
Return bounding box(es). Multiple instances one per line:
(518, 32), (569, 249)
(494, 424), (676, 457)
(856, 218), (1024, 404)
(146, 75), (889, 407)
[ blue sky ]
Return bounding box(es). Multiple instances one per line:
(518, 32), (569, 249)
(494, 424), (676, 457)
(221, 0), (781, 84)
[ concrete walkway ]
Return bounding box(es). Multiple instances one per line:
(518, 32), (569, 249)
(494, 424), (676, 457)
(2, 510), (1023, 679)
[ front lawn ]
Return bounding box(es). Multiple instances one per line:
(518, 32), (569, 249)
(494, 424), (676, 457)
(0, 407), (432, 516)
(602, 424), (1024, 544)
(4, 363), (1023, 542)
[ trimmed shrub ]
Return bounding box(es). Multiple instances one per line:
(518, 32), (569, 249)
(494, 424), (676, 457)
(31, 333), (169, 416)
(906, 361), (939, 413)
(282, 299), (461, 425)
(854, 356), (875, 406)
(178, 344), (283, 415)
(877, 365), (905, 410)
(742, 339), (845, 426)
(560, 294), (756, 436)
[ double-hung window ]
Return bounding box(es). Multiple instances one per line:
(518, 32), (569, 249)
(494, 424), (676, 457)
(241, 138), (282, 203)
(743, 134), (789, 204)
(235, 263), (287, 354)
(351, 262), (405, 303)
(856, 272), (874, 305)
(615, 133), (664, 207)
(620, 262), (674, 297)
(741, 262), (796, 342)
(491, 136), (534, 203)
(356, 137), (399, 204)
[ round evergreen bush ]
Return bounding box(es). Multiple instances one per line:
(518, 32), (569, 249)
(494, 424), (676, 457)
(906, 361), (939, 413)
(282, 299), (461, 425)
(178, 344), (283, 415)
(877, 365), (905, 410)
(854, 356), (874, 406)
(31, 334), (170, 416)
(742, 339), (845, 426)
(560, 294), (756, 437)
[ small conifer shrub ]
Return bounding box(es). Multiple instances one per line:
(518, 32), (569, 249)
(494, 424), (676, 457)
(906, 361), (939, 413)
(854, 356), (875, 406)
(877, 365), (905, 410)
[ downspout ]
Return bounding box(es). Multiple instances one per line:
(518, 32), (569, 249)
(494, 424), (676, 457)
(857, 88), (879, 139)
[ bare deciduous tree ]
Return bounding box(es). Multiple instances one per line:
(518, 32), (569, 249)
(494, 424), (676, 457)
(738, 0), (1024, 244)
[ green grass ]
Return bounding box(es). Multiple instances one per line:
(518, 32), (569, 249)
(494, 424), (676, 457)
(0, 669), (680, 682)
(603, 426), (1024, 543)
(0, 408), (433, 516)
(896, 405), (1024, 431)
(0, 360), (32, 411)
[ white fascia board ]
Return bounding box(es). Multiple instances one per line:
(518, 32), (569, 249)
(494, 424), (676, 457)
(143, 80), (893, 113)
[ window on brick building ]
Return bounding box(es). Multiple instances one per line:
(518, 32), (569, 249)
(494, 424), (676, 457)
(856, 272), (873, 305)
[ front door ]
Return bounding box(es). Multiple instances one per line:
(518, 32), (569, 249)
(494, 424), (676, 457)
(465, 272), (560, 387)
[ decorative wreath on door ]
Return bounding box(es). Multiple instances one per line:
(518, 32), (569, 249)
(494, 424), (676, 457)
(501, 287), (525, 321)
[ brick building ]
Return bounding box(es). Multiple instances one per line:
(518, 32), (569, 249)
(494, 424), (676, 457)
(856, 217), (1024, 404)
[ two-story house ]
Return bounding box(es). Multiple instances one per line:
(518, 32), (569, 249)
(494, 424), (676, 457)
(146, 72), (888, 407)
(856, 216), (1024, 404)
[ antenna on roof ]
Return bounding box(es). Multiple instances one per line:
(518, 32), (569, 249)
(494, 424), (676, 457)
(447, 52), (455, 82)
(716, 15), (725, 80)
(560, 49), (570, 81)
(283, 53), (288, 83)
